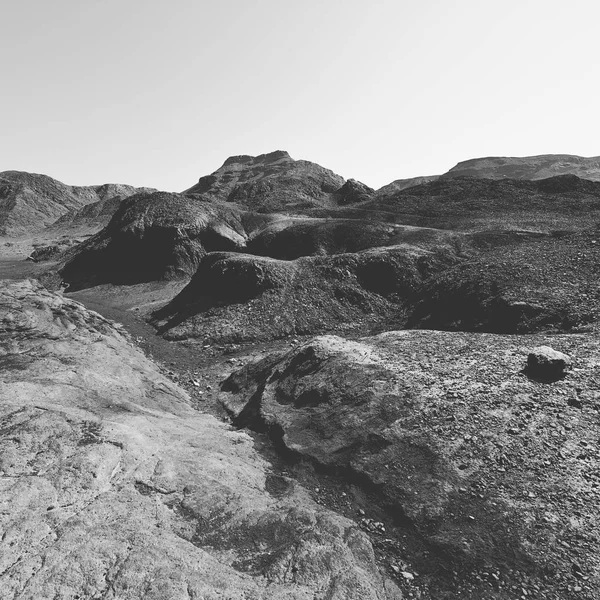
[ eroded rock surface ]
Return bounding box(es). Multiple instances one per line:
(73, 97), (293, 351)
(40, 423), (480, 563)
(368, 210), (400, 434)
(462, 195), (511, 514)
(0, 280), (400, 600)
(223, 330), (600, 598)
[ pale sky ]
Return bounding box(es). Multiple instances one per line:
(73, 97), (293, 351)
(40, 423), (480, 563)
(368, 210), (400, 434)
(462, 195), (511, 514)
(2, 0), (599, 191)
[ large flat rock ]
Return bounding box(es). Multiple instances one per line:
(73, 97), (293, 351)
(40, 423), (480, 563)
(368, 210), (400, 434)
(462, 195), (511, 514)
(223, 329), (600, 598)
(0, 280), (399, 600)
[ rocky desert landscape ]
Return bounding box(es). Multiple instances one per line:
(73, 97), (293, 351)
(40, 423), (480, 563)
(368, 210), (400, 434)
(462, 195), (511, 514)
(1, 152), (600, 599)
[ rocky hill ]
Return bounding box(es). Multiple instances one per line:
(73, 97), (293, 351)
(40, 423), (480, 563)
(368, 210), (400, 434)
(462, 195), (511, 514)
(0, 171), (151, 235)
(442, 154), (600, 181)
(4, 149), (600, 600)
(56, 171), (600, 341)
(184, 150), (348, 212)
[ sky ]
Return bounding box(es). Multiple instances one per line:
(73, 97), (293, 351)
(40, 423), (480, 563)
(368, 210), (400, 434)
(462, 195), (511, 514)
(2, 0), (599, 191)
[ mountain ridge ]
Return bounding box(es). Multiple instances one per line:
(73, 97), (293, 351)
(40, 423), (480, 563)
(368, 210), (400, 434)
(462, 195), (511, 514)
(442, 153), (600, 181)
(0, 170), (154, 236)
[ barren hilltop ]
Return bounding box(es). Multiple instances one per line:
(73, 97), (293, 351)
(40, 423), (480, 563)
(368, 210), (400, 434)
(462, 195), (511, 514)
(443, 154), (600, 181)
(0, 151), (599, 600)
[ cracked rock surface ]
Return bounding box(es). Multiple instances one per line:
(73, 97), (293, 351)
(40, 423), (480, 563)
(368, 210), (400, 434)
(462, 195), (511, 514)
(223, 330), (600, 599)
(0, 279), (400, 600)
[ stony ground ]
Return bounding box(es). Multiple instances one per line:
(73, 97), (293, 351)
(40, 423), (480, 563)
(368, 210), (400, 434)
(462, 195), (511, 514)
(55, 277), (600, 600)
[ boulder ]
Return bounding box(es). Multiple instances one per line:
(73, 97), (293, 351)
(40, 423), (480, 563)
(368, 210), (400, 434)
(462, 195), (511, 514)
(527, 345), (572, 380)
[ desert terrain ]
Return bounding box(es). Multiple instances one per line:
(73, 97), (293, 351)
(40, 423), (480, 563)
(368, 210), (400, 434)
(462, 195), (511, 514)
(1, 152), (599, 599)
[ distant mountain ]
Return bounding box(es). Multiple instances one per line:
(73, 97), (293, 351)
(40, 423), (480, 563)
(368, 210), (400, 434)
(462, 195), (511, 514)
(366, 174), (600, 231)
(184, 150), (348, 212)
(442, 154), (600, 181)
(53, 183), (156, 230)
(376, 175), (440, 195)
(0, 171), (152, 235)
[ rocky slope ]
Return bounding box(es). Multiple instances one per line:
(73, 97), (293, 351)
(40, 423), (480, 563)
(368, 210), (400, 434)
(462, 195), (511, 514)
(442, 154), (600, 181)
(0, 171), (151, 236)
(58, 188), (454, 289)
(151, 244), (457, 343)
(184, 150), (348, 212)
(368, 174), (600, 231)
(222, 329), (600, 599)
(0, 278), (401, 600)
(59, 192), (253, 288)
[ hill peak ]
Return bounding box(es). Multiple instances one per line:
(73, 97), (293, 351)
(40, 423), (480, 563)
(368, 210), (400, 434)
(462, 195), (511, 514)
(184, 151), (345, 211)
(222, 150), (292, 167)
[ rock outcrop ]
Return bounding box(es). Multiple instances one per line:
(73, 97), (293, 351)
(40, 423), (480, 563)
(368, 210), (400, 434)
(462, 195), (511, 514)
(334, 179), (375, 205)
(526, 345), (572, 381)
(59, 192), (252, 288)
(0, 279), (400, 600)
(223, 329), (600, 598)
(151, 245), (456, 343)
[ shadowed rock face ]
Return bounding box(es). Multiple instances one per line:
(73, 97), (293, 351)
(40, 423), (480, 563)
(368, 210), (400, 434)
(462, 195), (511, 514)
(184, 150), (348, 212)
(334, 179), (375, 205)
(223, 329), (600, 596)
(442, 154), (600, 181)
(0, 171), (152, 235)
(0, 279), (401, 600)
(60, 192), (251, 289)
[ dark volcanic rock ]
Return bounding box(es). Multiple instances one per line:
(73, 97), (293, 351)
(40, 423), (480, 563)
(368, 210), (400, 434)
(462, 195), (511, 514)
(184, 150), (346, 212)
(408, 230), (600, 333)
(442, 154), (600, 182)
(0, 279), (400, 600)
(151, 245), (457, 343)
(28, 243), (71, 262)
(60, 192), (251, 289)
